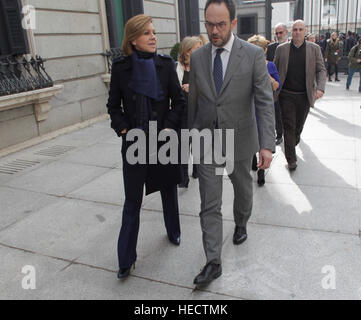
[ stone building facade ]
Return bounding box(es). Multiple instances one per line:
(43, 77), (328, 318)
(0, 0), (207, 154)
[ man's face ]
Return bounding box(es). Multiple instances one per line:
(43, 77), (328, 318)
(275, 26), (287, 43)
(292, 22), (306, 43)
(205, 3), (237, 48)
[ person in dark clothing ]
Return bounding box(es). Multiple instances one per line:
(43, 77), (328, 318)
(345, 31), (356, 56)
(106, 14), (186, 279)
(266, 22), (289, 62)
(346, 38), (361, 92)
(248, 34), (280, 186)
(267, 22), (288, 146)
(274, 20), (326, 171)
(319, 34), (328, 58)
(176, 36), (202, 188)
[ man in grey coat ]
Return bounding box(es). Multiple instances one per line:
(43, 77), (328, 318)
(188, 0), (275, 286)
(274, 20), (326, 171)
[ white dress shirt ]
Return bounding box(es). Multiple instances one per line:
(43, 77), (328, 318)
(211, 33), (235, 80)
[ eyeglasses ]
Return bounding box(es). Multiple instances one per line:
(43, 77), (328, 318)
(275, 31), (284, 35)
(205, 21), (228, 31)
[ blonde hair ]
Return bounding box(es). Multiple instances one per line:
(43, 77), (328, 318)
(247, 34), (269, 52)
(122, 14), (153, 56)
(198, 34), (208, 46)
(178, 36), (202, 67)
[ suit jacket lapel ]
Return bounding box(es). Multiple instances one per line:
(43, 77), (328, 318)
(219, 37), (244, 96)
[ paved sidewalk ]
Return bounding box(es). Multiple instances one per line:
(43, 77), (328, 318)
(0, 75), (360, 300)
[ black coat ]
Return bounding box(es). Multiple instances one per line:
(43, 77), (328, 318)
(266, 42), (279, 62)
(106, 53), (186, 195)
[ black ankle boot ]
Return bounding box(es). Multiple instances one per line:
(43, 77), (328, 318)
(117, 263), (135, 279)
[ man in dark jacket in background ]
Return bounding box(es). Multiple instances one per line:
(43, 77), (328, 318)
(345, 31), (356, 56)
(346, 38), (361, 92)
(267, 22), (289, 145)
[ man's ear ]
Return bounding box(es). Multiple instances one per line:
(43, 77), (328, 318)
(231, 19), (237, 31)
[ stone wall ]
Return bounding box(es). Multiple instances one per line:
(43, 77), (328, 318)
(0, 0), (109, 150)
(31, 0), (108, 132)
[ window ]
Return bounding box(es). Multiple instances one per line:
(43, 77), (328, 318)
(178, 0), (200, 40)
(0, 0), (29, 57)
(322, 0), (337, 22)
(237, 14), (257, 40)
(105, 0), (143, 49)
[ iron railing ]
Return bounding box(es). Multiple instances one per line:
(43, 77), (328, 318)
(102, 48), (124, 73)
(0, 55), (53, 97)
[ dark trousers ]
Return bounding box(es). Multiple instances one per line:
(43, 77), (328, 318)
(328, 63), (338, 78)
(274, 100), (283, 139)
(117, 164), (180, 269)
(279, 91), (310, 164)
(180, 163), (197, 183)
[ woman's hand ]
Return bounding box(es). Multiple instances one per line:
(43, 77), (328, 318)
(269, 75), (279, 92)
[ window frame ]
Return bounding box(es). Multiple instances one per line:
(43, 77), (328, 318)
(178, 0), (200, 40)
(0, 0), (30, 57)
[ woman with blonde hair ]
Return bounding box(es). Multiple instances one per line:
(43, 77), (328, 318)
(248, 34), (281, 186)
(107, 14), (185, 279)
(176, 36), (202, 187)
(325, 32), (341, 82)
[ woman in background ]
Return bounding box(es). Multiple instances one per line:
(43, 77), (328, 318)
(248, 35), (281, 186)
(176, 36), (202, 188)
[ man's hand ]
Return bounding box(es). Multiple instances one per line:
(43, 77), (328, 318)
(357, 59), (361, 63)
(182, 84), (189, 93)
(314, 90), (324, 101)
(258, 149), (273, 170)
(121, 129), (127, 135)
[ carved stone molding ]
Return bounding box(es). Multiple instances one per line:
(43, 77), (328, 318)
(0, 85), (64, 122)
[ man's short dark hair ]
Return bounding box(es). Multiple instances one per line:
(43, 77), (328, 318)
(205, 0), (236, 21)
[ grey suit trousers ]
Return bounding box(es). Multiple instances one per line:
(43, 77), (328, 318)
(197, 157), (253, 265)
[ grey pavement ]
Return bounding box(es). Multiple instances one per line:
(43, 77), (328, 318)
(0, 75), (360, 300)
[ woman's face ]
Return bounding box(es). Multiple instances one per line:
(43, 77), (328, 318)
(132, 22), (157, 53)
(186, 43), (201, 61)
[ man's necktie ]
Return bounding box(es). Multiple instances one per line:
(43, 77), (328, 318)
(213, 48), (224, 95)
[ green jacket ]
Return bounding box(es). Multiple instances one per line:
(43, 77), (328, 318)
(348, 44), (361, 69)
(325, 38), (340, 64)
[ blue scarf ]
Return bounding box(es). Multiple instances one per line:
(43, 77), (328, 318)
(129, 49), (164, 131)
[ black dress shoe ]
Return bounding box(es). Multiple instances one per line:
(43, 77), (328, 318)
(288, 162), (297, 171)
(335, 78), (340, 82)
(252, 154), (258, 171)
(178, 179), (189, 188)
(193, 262), (222, 286)
(275, 137), (283, 145)
(233, 226), (247, 245)
(169, 236), (181, 246)
(257, 169), (265, 186)
(192, 165), (198, 179)
(117, 267), (131, 279)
